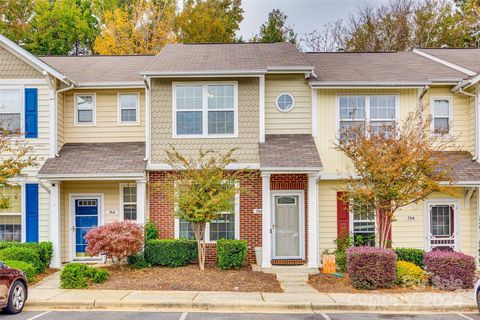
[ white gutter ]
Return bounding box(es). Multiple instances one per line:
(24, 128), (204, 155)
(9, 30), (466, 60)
(143, 75), (151, 162)
(141, 70), (267, 77)
(38, 173), (146, 181)
(309, 81), (429, 88)
(455, 86), (479, 161)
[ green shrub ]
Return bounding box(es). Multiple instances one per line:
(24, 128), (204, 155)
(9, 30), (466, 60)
(334, 232), (352, 272)
(396, 260), (425, 287)
(395, 248), (424, 267)
(335, 250), (347, 272)
(216, 239), (247, 270)
(128, 252), (151, 269)
(4, 260), (36, 282)
(0, 241), (53, 268)
(145, 239), (197, 267)
(0, 246), (43, 273)
(60, 263), (109, 289)
(144, 220), (158, 241)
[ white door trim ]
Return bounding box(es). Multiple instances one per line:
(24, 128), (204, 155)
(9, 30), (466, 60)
(69, 193), (104, 261)
(271, 190), (305, 260)
(423, 199), (459, 251)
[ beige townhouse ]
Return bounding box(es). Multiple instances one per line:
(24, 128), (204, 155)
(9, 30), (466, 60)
(1, 33), (480, 268)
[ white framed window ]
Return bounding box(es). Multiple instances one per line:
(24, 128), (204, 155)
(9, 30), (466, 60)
(430, 97), (452, 136)
(0, 185), (22, 242)
(275, 93), (295, 112)
(338, 95), (398, 141)
(118, 93), (140, 125)
(350, 203), (375, 246)
(174, 188), (240, 243)
(75, 93), (96, 126)
(173, 82), (238, 138)
(120, 184), (137, 221)
(0, 87), (23, 133)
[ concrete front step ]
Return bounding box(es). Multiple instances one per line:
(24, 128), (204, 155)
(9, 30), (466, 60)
(276, 274), (309, 282)
(280, 281), (318, 293)
(255, 265), (320, 275)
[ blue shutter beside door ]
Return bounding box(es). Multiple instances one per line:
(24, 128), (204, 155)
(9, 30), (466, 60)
(25, 184), (39, 243)
(24, 88), (38, 138)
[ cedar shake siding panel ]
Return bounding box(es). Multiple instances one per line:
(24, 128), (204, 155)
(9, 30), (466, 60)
(150, 78), (260, 164)
(0, 45), (42, 78)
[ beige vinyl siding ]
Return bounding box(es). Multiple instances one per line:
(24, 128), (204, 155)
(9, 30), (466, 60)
(63, 89), (146, 143)
(60, 180), (133, 262)
(421, 87), (469, 151)
(0, 45), (42, 78)
(150, 78), (260, 164)
(316, 88), (418, 175)
(318, 182), (477, 257)
(265, 74), (311, 134)
(467, 87), (477, 156)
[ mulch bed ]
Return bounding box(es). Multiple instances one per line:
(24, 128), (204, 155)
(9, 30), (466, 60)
(92, 264), (283, 292)
(308, 272), (442, 293)
(31, 268), (58, 285)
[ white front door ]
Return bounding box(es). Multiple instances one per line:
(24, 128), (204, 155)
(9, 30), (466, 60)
(272, 192), (304, 259)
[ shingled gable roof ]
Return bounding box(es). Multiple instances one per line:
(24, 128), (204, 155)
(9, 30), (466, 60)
(141, 43), (314, 76)
(40, 55), (154, 85)
(435, 151), (480, 184)
(259, 134), (322, 170)
(305, 51), (469, 86)
(38, 142), (146, 179)
(415, 48), (480, 74)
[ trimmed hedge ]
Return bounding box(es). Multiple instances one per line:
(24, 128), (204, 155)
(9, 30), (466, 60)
(424, 251), (476, 290)
(217, 239), (247, 270)
(346, 246), (397, 290)
(4, 260), (36, 282)
(395, 248), (424, 267)
(128, 252), (151, 269)
(395, 261), (425, 287)
(0, 246), (43, 273)
(0, 241), (53, 269)
(60, 263), (109, 289)
(145, 239), (197, 267)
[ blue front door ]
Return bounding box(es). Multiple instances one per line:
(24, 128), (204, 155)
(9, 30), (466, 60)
(75, 199), (99, 257)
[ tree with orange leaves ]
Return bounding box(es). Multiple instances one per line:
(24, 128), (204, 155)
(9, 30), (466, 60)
(335, 111), (456, 248)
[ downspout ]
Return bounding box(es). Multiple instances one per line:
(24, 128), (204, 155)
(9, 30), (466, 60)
(455, 87), (478, 161)
(143, 75), (150, 162)
(54, 83), (76, 157)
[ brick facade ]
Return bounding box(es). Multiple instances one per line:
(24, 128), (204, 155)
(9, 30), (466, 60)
(148, 171), (309, 265)
(148, 171), (262, 264)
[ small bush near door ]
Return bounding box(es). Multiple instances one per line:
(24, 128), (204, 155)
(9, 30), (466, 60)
(395, 261), (425, 287)
(395, 248), (424, 267)
(60, 263), (109, 289)
(424, 251), (476, 290)
(145, 239), (197, 267)
(0, 246), (43, 273)
(217, 239), (248, 270)
(346, 246), (397, 290)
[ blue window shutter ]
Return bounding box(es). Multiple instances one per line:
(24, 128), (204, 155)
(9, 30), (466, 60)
(25, 184), (39, 243)
(24, 88), (38, 138)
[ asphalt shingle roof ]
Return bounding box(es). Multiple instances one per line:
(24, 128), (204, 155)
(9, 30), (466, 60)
(142, 43), (313, 74)
(39, 55), (154, 84)
(434, 151), (480, 183)
(259, 134), (322, 169)
(38, 142), (146, 176)
(419, 48), (480, 74)
(305, 51), (469, 84)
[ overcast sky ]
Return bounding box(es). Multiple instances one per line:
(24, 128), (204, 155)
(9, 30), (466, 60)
(238, 0), (391, 41)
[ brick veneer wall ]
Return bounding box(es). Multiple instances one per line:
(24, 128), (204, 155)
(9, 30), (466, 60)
(148, 171), (262, 264)
(270, 174), (309, 262)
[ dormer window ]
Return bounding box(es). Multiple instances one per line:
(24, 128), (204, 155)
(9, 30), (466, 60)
(173, 82), (237, 138)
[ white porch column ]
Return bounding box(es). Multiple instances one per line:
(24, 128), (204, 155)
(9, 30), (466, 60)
(49, 181), (61, 268)
(307, 173), (319, 268)
(261, 172), (272, 268)
(136, 179), (146, 225)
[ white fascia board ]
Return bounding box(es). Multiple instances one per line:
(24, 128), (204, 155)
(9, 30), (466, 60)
(266, 66), (315, 74)
(260, 167), (323, 173)
(439, 181), (480, 186)
(74, 82), (145, 89)
(140, 70), (267, 77)
(147, 163), (261, 171)
(37, 173), (146, 181)
(309, 81), (429, 88)
(413, 48), (477, 77)
(0, 34), (70, 84)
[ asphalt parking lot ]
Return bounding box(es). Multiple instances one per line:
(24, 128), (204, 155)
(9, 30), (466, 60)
(3, 311), (480, 320)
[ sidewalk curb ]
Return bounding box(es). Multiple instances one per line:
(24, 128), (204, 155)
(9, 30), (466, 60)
(26, 299), (477, 313)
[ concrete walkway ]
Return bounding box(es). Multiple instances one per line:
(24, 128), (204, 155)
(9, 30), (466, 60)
(26, 287), (476, 312)
(31, 271), (61, 289)
(252, 265), (319, 293)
